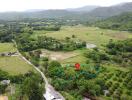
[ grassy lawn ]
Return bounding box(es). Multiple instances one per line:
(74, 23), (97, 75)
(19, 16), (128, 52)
(31, 26), (132, 46)
(0, 43), (17, 53)
(0, 56), (35, 75)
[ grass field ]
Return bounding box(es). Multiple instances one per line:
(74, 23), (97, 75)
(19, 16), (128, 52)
(0, 43), (36, 75)
(0, 43), (17, 53)
(0, 56), (35, 75)
(31, 25), (132, 46)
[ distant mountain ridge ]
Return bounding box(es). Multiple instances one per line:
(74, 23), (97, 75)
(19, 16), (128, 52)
(88, 2), (132, 19)
(0, 2), (132, 21)
(67, 5), (99, 12)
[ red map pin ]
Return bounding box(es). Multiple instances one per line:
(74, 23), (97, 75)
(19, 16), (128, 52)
(75, 63), (80, 70)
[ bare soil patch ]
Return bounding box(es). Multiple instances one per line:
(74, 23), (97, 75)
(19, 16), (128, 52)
(0, 96), (8, 100)
(40, 49), (79, 61)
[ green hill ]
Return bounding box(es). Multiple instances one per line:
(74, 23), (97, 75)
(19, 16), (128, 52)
(94, 12), (132, 31)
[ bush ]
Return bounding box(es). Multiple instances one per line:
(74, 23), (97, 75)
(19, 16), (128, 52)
(0, 70), (9, 80)
(113, 91), (121, 100)
(109, 88), (114, 95)
(30, 58), (39, 67)
(105, 81), (112, 88)
(9, 74), (24, 83)
(121, 94), (130, 100)
(126, 81), (132, 89)
(107, 73), (113, 79)
(118, 78), (123, 82)
(49, 61), (61, 69)
(0, 84), (8, 94)
(125, 90), (131, 95)
(113, 77), (118, 81)
(120, 72), (127, 78)
(42, 57), (49, 61)
(72, 35), (76, 38)
(42, 61), (48, 70)
(113, 82), (119, 89)
(116, 88), (123, 94)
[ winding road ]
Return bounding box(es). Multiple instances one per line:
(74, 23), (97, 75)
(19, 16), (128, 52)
(13, 40), (65, 100)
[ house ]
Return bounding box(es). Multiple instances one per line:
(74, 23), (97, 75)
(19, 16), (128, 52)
(1, 80), (10, 85)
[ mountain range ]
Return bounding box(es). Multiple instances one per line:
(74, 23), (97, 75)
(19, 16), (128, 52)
(0, 2), (132, 21)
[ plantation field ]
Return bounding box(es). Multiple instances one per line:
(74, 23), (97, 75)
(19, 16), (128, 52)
(0, 43), (17, 53)
(0, 56), (35, 75)
(31, 26), (132, 46)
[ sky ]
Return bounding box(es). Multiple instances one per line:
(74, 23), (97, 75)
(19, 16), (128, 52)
(0, 0), (132, 12)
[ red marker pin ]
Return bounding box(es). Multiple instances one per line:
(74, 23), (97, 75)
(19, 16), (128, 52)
(75, 63), (80, 71)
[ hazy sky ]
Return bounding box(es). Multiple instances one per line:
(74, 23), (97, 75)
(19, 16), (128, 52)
(0, 0), (132, 12)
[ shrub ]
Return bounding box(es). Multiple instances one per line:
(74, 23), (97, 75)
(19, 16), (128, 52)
(113, 82), (119, 89)
(109, 87), (114, 94)
(72, 35), (76, 38)
(113, 91), (121, 100)
(49, 61), (61, 68)
(42, 57), (49, 61)
(121, 94), (130, 100)
(118, 78), (123, 82)
(30, 58), (39, 67)
(106, 81), (112, 88)
(42, 61), (48, 70)
(0, 84), (8, 94)
(125, 90), (131, 95)
(113, 77), (118, 81)
(126, 81), (132, 89)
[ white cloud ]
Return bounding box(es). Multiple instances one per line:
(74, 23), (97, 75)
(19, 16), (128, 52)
(0, 0), (132, 12)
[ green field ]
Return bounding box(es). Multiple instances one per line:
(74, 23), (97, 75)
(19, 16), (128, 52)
(0, 43), (17, 53)
(30, 25), (132, 65)
(31, 26), (132, 46)
(0, 56), (35, 75)
(0, 43), (35, 75)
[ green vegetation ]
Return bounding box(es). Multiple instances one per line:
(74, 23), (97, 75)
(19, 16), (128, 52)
(0, 70), (44, 100)
(0, 43), (16, 53)
(31, 26), (132, 46)
(94, 12), (132, 31)
(106, 39), (132, 67)
(16, 33), (86, 52)
(0, 42), (35, 75)
(0, 56), (35, 75)
(21, 72), (44, 100)
(42, 39), (132, 100)
(0, 16), (131, 100)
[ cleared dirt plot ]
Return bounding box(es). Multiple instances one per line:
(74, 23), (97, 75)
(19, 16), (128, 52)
(0, 43), (16, 53)
(41, 49), (79, 61)
(0, 56), (35, 75)
(40, 49), (87, 64)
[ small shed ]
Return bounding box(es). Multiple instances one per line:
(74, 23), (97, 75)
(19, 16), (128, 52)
(86, 43), (96, 49)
